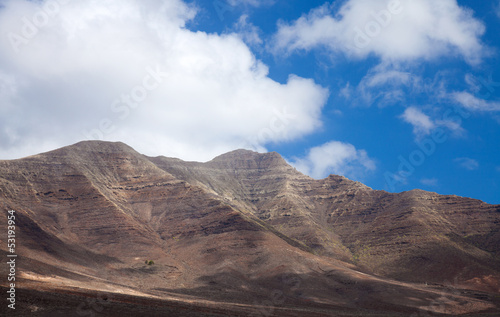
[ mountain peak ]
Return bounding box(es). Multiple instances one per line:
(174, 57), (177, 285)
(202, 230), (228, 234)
(68, 140), (136, 153)
(30, 140), (138, 159)
(209, 149), (290, 170)
(211, 149), (264, 160)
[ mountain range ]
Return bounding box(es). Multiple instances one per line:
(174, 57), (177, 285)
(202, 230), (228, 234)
(0, 141), (499, 316)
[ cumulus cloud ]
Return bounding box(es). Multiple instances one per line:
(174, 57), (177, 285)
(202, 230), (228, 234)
(454, 157), (479, 171)
(452, 92), (500, 112)
(0, 0), (328, 161)
(290, 141), (375, 180)
(273, 0), (485, 64)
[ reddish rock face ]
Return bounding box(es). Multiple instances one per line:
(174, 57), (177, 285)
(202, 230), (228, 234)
(1, 141), (499, 316)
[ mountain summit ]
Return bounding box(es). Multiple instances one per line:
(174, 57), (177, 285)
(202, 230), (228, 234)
(1, 141), (499, 316)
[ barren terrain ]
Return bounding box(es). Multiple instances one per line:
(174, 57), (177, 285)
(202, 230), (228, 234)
(0, 141), (499, 316)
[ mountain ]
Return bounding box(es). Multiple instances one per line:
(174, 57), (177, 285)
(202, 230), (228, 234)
(0, 141), (499, 316)
(151, 149), (500, 285)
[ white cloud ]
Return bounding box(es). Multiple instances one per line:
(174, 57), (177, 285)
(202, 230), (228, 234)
(355, 64), (416, 106)
(420, 178), (438, 187)
(273, 0), (485, 64)
(464, 74), (483, 94)
(363, 69), (412, 87)
(339, 82), (352, 99)
(290, 141), (375, 179)
(452, 92), (500, 112)
(400, 106), (464, 139)
(454, 157), (479, 171)
(0, 0), (329, 161)
(347, 63), (457, 109)
(227, 0), (275, 7)
(233, 14), (262, 46)
(400, 107), (435, 137)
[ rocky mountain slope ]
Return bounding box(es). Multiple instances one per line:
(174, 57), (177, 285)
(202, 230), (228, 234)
(152, 149), (500, 287)
(0, 141), (499, 316)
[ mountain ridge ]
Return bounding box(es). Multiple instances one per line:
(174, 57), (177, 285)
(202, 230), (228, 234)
(1, 140), (499, 316)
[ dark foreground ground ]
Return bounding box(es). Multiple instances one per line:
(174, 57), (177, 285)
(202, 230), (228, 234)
(1, 287), (500, 317)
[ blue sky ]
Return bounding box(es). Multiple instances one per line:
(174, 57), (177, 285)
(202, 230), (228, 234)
(0, 0), (499, 204)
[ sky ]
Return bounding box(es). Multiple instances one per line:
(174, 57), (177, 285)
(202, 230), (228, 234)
(0, 0), (499, 204)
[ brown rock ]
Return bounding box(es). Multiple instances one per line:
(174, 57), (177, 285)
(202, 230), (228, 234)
(0, 141), (499, 316)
